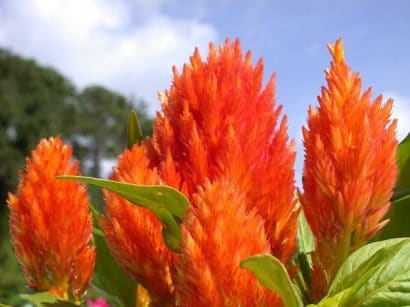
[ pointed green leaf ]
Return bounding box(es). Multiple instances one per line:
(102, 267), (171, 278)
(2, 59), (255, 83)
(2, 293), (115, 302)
(296, 210), (315, 290)
(127, 109), (143, 149)
(56, 176), (189, 218)
(240, 254), (303, 307)
(91, 208), (137, 307)
(324, 238), (410, 306)
(19, 292), (76, 306)
(56, 176), (189, 252)
(297, 253), (313, 292)
(297, 210), (315, 255)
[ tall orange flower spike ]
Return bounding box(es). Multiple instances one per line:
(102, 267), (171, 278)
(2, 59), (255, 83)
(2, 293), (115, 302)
(174, 179), (280, 307)
(100, 145), (175, 305)
(8, 137), (95, 301)
(300, 39), (398, 298)
(149, 39), (298, 264)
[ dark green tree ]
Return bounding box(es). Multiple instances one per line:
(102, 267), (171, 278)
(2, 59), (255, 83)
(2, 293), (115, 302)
(0, 48), (79, 302)
(0, 49), (153, 302)
(0, 49), (78, 201)
(73, 86), (152, 178)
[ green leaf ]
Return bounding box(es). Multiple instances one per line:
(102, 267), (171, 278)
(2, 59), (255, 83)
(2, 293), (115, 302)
(396, 133), (410, 189)
(296, 210), (315, 289)
(240, 254), (303, 307)
(57, 176), (189, 218)
(92, 208), (138, 307)
(127, 108), (143, 149)
(19, 292), (76, 306)
(56, 176), (189, 253)
(328, 238), (403, 295)
(310, 288), (351, 307)
(376, 195), (410, 239)
(374, 133), (410, 240)
(297, 210), (315, 255)
(324, 238), (410, 306)
(0, 303), (11, 307)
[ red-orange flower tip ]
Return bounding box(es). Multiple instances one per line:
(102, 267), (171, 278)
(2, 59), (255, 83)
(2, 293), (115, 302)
(327, 38), (344, 63)
(301, 39), (398, 289)
(175, 179), (280, 306)
(8, 137), (95, 300)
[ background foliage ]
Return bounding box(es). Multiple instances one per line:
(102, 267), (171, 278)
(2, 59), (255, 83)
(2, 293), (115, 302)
(0, 48), (153, 303)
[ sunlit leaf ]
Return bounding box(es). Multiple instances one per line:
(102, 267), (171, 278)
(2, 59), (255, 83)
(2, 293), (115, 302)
(296, 210), (315, 288)
(56, 176), (189, 252)
(57, 176), (189, 218)
(240, 254), (303, 307)
(297, 210), (315, 255)
(321, 238), (410, 306)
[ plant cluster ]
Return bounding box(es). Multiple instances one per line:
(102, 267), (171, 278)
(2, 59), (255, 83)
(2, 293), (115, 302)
(4, 39), (410, 307)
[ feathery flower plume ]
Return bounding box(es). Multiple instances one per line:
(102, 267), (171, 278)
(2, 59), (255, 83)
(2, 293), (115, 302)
(300, 39), (398, 296)
(149, 39), (298, 264)
(102, 39), (296, 304)
(8, 137), (95, 300)
(175, 179), (280, 307)
(100, 145), (175, 305)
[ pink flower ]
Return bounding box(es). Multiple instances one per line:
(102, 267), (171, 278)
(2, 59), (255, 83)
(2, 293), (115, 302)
(87, 297), (109, 307)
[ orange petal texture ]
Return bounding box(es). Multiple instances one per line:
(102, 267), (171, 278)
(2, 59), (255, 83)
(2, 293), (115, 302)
(300, 39), (398, 296)
(7, 137), (95, 300)
(148, 38), (298, 264)
(100, 145), (175, 305)
(101, 39), (296, 305)
(174, 180), (280, 307)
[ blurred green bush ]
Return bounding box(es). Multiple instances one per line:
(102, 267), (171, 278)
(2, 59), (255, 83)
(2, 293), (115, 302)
(0, 48), (153, 303)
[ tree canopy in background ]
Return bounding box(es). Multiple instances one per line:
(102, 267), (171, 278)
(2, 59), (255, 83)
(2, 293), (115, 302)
(0, 48), (153, 301)
(0, 49), (77, 203)
(74, 86), (152, 178)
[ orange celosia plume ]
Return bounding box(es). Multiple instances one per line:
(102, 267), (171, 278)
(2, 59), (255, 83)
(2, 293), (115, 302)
(149, 38), (298, 264)
(300, 39), (398, 297)
(101, 39), (297, 305)
(100, 145), (175, 305)
(7, 137), (95, 300)
(175, 179), (280, 307)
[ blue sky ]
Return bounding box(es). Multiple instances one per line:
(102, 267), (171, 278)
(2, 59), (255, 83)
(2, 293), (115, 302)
(0, 0), (409, 178)
(163, 0), (410, 138)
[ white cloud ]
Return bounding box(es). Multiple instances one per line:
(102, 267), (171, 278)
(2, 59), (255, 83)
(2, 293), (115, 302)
(384, 92), (410, 141)
(100, 158), (116, 179)
(0, 0), (217, 114)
